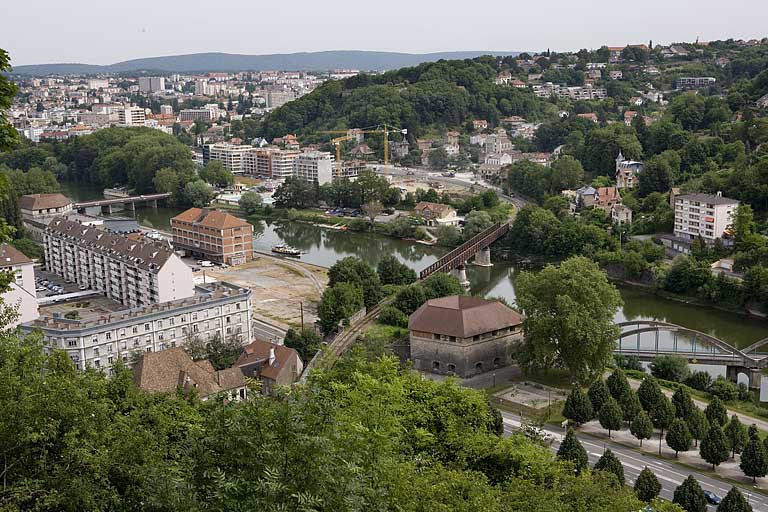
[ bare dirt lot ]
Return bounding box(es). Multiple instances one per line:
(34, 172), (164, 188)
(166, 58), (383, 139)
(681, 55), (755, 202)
(495, 382), (568, 409)
(206, 255), (328, 330)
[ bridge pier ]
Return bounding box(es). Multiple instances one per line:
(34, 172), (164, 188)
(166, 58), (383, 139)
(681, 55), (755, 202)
(149, 199), (158, 208)
(100, 204), (112, 215)
(473, 246), (492, 267)
(726, 365), (762, 390)
(452, 263), (470, 289)
(124, 201), (135, 212)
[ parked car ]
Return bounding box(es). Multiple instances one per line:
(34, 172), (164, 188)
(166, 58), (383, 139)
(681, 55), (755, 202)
(703, 491), (721, 505)
(200, 261), (214, 268)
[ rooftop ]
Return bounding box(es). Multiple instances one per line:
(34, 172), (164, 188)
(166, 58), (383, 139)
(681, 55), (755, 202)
(675, 193), (739, 206)
(46, 217), (176, 272)
(409, 295), (523, 339)
(19, 193), (72, 211)
(172, 207), (251, 230)
(0, 243), (33, 267)
(235, 339), (302, 381)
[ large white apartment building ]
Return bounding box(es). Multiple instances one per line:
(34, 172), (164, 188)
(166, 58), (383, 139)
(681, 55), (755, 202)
(117, 106), (146, 126)
(43, 218), (194, 309)
(205, 143), (254, 173)
(0, 244), (39, 327)
(676, 77), (717, 90)
(293, 151), (334, 185)
(242, 148), (300, 179)
(20, 282), (252, 375)
(673, 192), (738, 244)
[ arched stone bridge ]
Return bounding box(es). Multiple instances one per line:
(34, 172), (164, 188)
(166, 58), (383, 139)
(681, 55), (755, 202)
(615, 320), (768, 389)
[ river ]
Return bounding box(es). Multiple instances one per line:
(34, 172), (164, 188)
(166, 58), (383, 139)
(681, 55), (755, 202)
(58, 183), (768, 349)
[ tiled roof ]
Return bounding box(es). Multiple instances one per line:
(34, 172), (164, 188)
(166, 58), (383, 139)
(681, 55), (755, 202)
(134, 347), (245, 399)
(19, 193), (72, 211)
(414, 202), (454, 217)
(235, 339), (302, 381)
(172, 208), (251, 230)
(46, 217), (176, 271)
(0, 243), (33, 266)
(409, 295), (523, 338)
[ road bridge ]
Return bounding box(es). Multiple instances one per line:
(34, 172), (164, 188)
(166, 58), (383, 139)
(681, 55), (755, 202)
(74, 193), (171, 214)
(615, 320), (767, 388)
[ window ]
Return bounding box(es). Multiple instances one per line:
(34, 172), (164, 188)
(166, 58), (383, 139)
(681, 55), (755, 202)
(432, 361), (440, 371)
(158, 332), (164, 341)
(146, 347), (152, 353)
(475, 362), (483, 372)
(93, 348), (100, 357)
(132, 326), (138, 334)
(108, 356), (114, 365)
(106, 332), (111, 341)
(144, 323), (150, 331)
(447, 363), (456, 373)
(68, 339), (77, 347)
(226, 327), (232, 335)
(157, 320), (163, 328)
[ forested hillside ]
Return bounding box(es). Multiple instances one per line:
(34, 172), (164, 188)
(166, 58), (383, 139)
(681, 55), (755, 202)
(259, 57), (554, 140)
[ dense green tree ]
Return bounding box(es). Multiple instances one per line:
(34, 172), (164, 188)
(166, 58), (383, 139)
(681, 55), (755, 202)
(393, 285), (427, 316)
(515, 257), (622, 384)
(318, 282), (365, 334)
(700, 424), (730, 470)
(717, 487), (753, 512)
(705, 396), (728, 427)
(638, 376), (665, 414)
(180, 179), (215, 207)
(673, 475), (708, 512)
(587, 379), (611, 415)
(631, 410), (654, 446)
(666, 418), (693, 457)
(376, 255), (417, 286)
(199, 160), (234, 187)
(563, 387), (593, 425)
(549, 156), (585, 192)
(283, 327), (322, 362)
(378, 306), (409, 328)
(598, 397), (623, 438)
(557, 430), (588, 474)
(594, 448), (624, 485)
(463, 210), (495, 239)
(238, 190), (263, 214)
(0, 49), (19, 151)
(328, 256), (384, 308)
(421, 272), (464, 299)
(635, 466), (662, 502)
(273, 176), (319, 209)
(650, 355), (690, 383)
(428, 147), (450, 170)
(607, 367), (631, 402)
(672, 386), (696, 419)
(724, 414), (748, 458)
(740, 428), (768, 482)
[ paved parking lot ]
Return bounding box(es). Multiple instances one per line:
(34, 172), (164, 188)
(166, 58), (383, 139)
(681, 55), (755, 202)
(34, 269), (83, 298)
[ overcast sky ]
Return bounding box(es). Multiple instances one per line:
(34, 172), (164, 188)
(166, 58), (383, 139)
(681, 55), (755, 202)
(5, 0), (768, 65)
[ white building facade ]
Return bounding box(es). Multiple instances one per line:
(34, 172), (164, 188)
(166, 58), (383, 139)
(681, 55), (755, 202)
(673, 193), (738, 244)
(293, 151), (334, 185)
(0, 244), (39, 327)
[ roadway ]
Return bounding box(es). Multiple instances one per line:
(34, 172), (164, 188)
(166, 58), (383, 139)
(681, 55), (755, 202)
(501, 410), (767, 510)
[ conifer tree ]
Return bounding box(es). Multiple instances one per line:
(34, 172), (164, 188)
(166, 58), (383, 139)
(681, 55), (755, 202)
(638, 376), (664, 414)
(652, 395), (676, 454)
(724, 414), (748, 458)
(593, 448), (624, 485)
(557, 429), (588, 474)
(672, 386), (695, 419)
(606, 367), (631, 401)
(634, 467), (661, 502)
(621, 389), (642, 424)
(717, 486), (753, 512)
(631, 409), (654, 446)
(673, 475), (707, 512)
(666, 418), (693, 457)
(563, 387), (593, 426)
(705, 396), (728, 427)
(686, 407), (709, 448)
(588, 379), (611, 416)
(740, 426), (768, 483)
(598, 396), (623, 438)
(700, 424), (730, 470)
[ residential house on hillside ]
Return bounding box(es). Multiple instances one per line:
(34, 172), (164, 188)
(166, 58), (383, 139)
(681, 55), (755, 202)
(596, 187), (622, 211)
(473, 120), (489, 131)
(350, 143), (375, 158)
(611, 204), (633, 225)
(0, 244), (39, 327)
(575, 186), (598, 208)
(615, 151), (644, 189)
(235, 339), (304, 394)
(134, 347), (247, 401)
(577, 113), (598, 123)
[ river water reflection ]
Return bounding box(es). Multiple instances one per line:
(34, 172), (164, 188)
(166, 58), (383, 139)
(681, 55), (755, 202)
(64, 186), (767, 350)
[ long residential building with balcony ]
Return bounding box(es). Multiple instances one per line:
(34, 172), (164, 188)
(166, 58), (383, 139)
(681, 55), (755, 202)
(20, 282), (253, 374)
(171, 208), (254, 265)
(205, 143), (254, 173)
(43, 217), (194, 309)
(673, 192), (738, 244)
(242, 148), (300, 179)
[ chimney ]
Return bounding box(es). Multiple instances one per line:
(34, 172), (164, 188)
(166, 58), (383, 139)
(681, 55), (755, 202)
(268, 347), (276, 366)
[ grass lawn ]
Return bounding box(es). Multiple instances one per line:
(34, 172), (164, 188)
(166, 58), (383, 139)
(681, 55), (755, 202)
(362, 323), (408, 343)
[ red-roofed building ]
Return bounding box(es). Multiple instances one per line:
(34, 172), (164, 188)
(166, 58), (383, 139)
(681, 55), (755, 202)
(235, 339), (304, 394)
(171, 208), (254, 265)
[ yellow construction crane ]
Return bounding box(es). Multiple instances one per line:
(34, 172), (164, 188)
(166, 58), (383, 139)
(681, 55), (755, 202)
(319, 125), (407, 176)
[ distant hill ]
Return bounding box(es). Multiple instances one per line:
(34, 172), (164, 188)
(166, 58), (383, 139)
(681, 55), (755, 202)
(11, 50), (521, 75)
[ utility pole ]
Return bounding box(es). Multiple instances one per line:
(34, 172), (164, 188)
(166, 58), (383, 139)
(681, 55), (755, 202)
(300, 302), (304, 332)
